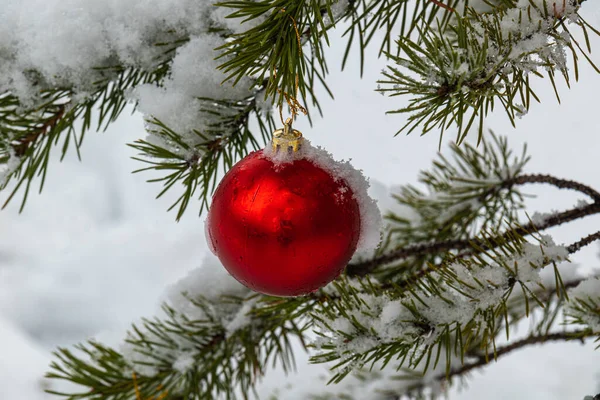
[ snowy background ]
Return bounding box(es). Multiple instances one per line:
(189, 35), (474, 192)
(2, 3), (600, 399)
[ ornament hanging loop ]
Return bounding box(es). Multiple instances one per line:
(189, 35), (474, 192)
(272, 117), (303, 153)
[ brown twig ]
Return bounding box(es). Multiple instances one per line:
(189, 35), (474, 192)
(439, 330), (595, 381)
(12, 105), (67, 157)
(389, 327), (598, 399)
(567, 230), (600, 254)
(426, 0), (455, 12)
(503, 174), (600, 203)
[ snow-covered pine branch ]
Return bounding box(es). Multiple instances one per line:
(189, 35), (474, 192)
(311, 233), (570, 380)
(0, 1), (347, 218)
(48, 255), (307, 400)
(2, 0), (597, 219)
(378, 0), (599, 142)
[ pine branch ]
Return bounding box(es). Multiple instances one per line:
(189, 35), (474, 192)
(567, 231), (600, 253)
(46, 133), (600, 399)
(310, 226), (600, 385)
(47, 297), (308, 400)
(129, 95), (276, 220)
(350, 201), (600, 276)
(378, 0), (600, 143)
(307, 137), (600, 391)
(215, 0), (337, 107)
(369, 132), (530, 280)
(342, 226), (600, 317)
(7, 1), (354, 219)
(1, 66), (170, 210)
(347, 174), (600, 276)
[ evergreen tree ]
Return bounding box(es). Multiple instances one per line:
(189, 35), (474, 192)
(1, 0), (600, 399)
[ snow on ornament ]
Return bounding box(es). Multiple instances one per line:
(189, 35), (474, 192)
(206, 119), (382, 297)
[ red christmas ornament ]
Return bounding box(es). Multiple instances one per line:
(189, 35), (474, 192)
(207, 122), (361, 297)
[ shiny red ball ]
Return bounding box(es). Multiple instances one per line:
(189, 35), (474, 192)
(207, 150), (361, 297)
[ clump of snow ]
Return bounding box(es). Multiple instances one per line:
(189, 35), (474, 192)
(0, 1), (261, 154)
(515, 104), (528, 118)
(165, 254), (250, 321)
(0, 148), (20, 187)
(254, 89), (274, 116)
(412, 0), (580, 100)
(131, 35), (253, 140)
(323, 0), (350, 26)
(482, 0), (578, 72)
(173, 351), (198, 373)
(576, 199), (591, 208)
(263, 138), (382, 255)
(1, 0), (209, 101)
(531, 210), (556, 226)
(225, 297), (258, 337)
(532, 199), (591, 227)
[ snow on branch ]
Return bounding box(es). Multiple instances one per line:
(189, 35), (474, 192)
(348, 133), (600, 278)
(0, 5), (212, 210)
(311, 233), (570, 382)
(0, 1), (353, 218)
(378, 0), (599, 142)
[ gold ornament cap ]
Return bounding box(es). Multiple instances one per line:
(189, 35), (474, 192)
(272, 118), (303, 153)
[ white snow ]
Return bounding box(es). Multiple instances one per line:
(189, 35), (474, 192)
(254, 88), (275, 116)
(531, 210), (556, 226)
(0, 0), (261, 157)
(1, 0), (207, 101)
(173, 351), (198, 373)
(0, 316), (52, 400)
(481, 0), (578, 72)
(0, 148), (20, 187)
(132, 35), (253, 139)
(225, 297), (258, 336)
(121, 254), (253, 374)
(164, 254), (250, 321)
